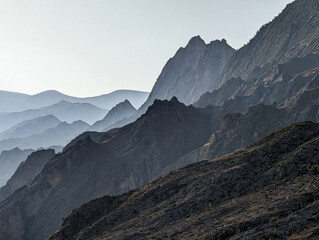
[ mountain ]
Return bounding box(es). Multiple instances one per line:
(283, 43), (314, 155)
(0, 148), (33, 187)
(0, 101), (106, 132)
(0, 121), (89, 153)
(0, 149), (55, 202)
(194, 0), (319, 125)
(105, 37), (235, 131)
(49, 121), (319, 240)
(139, 36), (235, 112)
(0, 115), (61, 141)
(213, 0), (319, 90)
(0, 90), (29, 113)
(89, 99), (137, 132)
(0, 98), (213, 240)
(0, 89), (149, 113)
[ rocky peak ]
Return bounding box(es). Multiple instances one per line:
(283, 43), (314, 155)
(138, 35), (235, 112)
(185, 35), (206, 50)
(144, 97), (188, 117)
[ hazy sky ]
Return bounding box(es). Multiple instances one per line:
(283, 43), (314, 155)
(0, 0), (293, 97)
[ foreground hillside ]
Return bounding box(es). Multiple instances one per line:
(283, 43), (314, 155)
(50, 121), (319, 240)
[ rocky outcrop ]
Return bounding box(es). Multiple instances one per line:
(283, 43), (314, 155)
(49, 121), (319, 240)
(0, 149), (55, 202)
(89, 99), (137, 132)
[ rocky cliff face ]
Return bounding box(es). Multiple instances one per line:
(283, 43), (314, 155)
(89, 99), (137, 132)
(0, 149), (55, 202)
(139, 36), (235, 112)
(0, 98), (213, 240)
(196, 0), (319, 109)
(213, 0), (319, 89)
(49, 121), (319, 240)
(195, 53), (319, 110)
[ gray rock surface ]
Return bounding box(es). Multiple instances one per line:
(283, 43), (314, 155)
(139, 36), (235, 112)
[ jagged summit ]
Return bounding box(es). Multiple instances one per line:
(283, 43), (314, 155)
(185, 35), (206, 49)
(138, 35), (235, 112)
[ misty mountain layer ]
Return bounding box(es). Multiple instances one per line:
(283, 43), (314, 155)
(0, 89), (149, 113)
(0, 121), (89, 153)
(0, 148), (33, 187)
(89, 99), (137, 132)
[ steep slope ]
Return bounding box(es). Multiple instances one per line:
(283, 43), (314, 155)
(0, 115), (61, 141)
(0, 148), (33, 187)
(213, 0), (319, 89)
(196, 53), (319, 109)
(49, 121), (319, 240)
(139, 36), (234, 110)
(0, 101), (106, 132)
(0, 121), (89, 153)
(0, 98), (213, 240)
(9, 89), (148, 112)
(0, 149), (55, 202)
(194, 0), (319, 112)
(89, 99), (137, 132)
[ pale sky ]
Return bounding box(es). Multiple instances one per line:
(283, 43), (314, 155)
(0, 0), (294, 97)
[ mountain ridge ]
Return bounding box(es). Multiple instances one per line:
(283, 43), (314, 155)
(49, 121), (319, 240)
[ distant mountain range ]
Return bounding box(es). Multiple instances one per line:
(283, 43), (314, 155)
(0, 115), (61, 141)
(0, 101), (104, 132)
(0, 120), (89, 153)
(0, 89), (149, 113)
